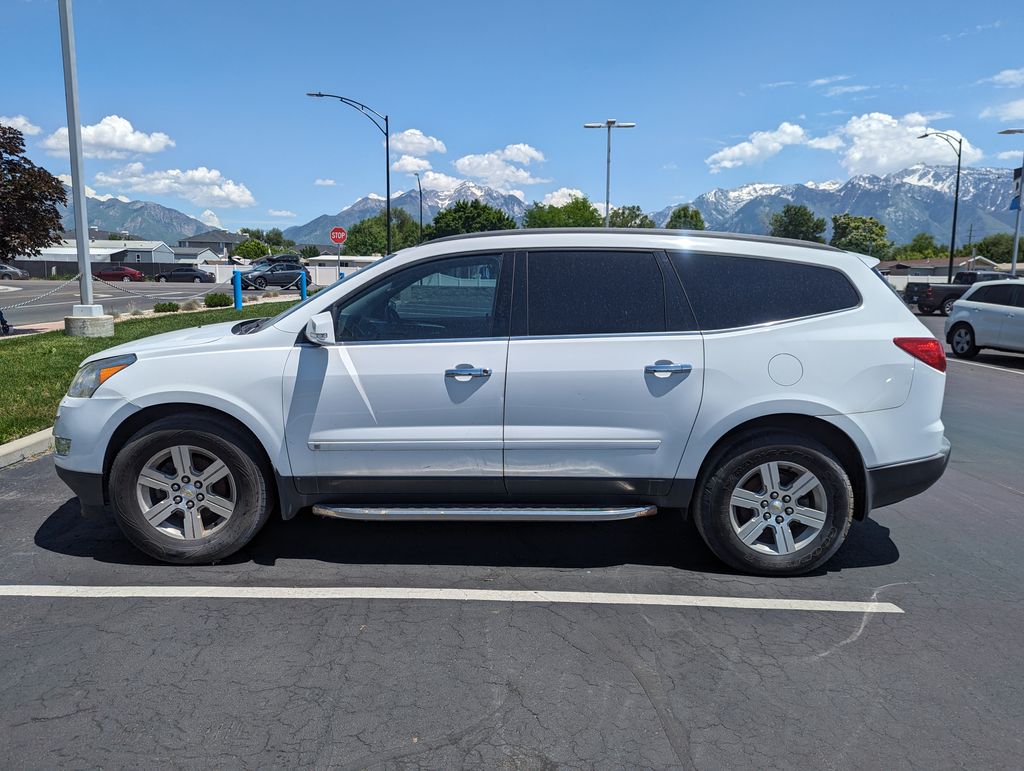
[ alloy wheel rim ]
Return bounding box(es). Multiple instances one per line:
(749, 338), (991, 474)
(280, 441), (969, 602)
(136, 445), (236, 540)
(728, 460), (827, 556)
(953, 329), (971, 353)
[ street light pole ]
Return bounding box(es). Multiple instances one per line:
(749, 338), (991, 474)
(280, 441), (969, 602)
(918, 131), (963, 282)
(584, 119), (636, 227)
(307, 92), (392, 254)
(414, 171), (423, 242)
(998, 129), (1024, 277)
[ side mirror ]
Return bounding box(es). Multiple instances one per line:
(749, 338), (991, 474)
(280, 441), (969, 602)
(304, 311), (336, 346)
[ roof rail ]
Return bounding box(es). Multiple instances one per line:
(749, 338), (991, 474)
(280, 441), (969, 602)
(425, 227), (844, 252)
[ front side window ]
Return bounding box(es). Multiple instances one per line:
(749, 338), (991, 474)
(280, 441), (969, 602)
(526, 250), (666, 336)
(669, 251), (860, 330)
(335, 253), (504, 342)
(972, 285), (1014, 306)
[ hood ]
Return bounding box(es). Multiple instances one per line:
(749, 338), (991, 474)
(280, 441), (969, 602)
(82, 320), (237, 364)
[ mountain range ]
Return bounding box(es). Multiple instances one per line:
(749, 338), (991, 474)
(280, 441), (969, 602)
(57, 165), (1020, 248)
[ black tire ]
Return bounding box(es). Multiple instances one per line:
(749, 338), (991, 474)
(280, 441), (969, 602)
(917, 304), (935, 315)
(941, 298), (955, 316)
(0, 273), (11, 280)
(122, 276), (131, 283)
(255, 277), (267, 289)
(693, 432), (854, 576)
(158, 276), (167, 282)
(949, 323), (979, 359)
(193, 277), (201, 283)
(109, 415), (272, 564)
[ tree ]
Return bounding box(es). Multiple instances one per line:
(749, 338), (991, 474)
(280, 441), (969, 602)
(239, 227), (265, 241)
(425, 199), (517, 240)
(768, 204), (826, 243)
(968, 232), (1024, 263)
(892, 232), (941, 261)
(523, 195), (603, 228)
(0, 125), (67, 262)
(344, 209), (419, 256)
(829, 214), (892, 257)
(608, 205), (656, 229)
(665, 204), (705, 230)
(234, 239), (270, 260)
(299, 244), (321, 260)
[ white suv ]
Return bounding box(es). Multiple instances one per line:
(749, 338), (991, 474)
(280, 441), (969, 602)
(945, 279), (1024, 359)
(53, 230), (950, 575)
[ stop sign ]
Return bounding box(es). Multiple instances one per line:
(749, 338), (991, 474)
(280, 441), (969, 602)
(330, 227), (347, 245)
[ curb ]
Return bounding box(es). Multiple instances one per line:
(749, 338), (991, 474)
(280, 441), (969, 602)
(0, 428), (54, 470)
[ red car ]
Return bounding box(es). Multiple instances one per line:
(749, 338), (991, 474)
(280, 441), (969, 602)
(94, 265), (145, 282)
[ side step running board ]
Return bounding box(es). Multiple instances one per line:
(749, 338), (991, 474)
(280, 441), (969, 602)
(312, 505), (657, 522)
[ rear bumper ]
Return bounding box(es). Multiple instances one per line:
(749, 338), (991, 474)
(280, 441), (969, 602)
(868, 437), (951, 509)
(55, 465), (106, 515)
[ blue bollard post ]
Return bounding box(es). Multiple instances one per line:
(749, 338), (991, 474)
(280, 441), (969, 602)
(300, 271), (307, 300)
(232, 269), (242, 310)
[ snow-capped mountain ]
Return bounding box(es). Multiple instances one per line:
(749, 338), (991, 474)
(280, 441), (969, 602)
(653, 165), (1019, 244)
(283, 182), (528, 244)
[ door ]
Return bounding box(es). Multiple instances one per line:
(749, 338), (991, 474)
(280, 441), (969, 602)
(971, 285), (1014, 346)
(284, 252), (511, 497)
(998, 285), (1024, 351)
(503, 250), (704, 499)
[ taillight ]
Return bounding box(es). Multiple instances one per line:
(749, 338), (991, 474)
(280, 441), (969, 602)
(925, 287), (933, 297)
(893, 337), (946, 372)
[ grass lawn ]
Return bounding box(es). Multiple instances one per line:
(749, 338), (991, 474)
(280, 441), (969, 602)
(0, 301), (296, 444)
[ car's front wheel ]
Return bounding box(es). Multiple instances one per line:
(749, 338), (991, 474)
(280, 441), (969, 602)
(941, 298), (956, 316)
(109, 415), (272, 564)
(949, 323), (979, 359)
(255, 277), (267, 289)
(193, 277), (201, 283)
(122, 276), (131, 283)
(158, 276), (167, 282)
(693, 433), (854, 576)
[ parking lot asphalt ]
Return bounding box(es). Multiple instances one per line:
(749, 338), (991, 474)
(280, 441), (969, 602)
(0, 279), (270, 327)
(1, 326), (1022, 768)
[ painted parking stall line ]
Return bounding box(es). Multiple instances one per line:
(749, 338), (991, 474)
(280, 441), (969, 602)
(0, 585), (904, 614)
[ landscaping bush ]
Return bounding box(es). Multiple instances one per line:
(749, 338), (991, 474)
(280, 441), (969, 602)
(204, 292), (231, 308)
(181, 300), (201, 311)
(153, 302), (179, 313)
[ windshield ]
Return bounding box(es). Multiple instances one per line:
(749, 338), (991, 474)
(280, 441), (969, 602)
(234, 268), (370, 334)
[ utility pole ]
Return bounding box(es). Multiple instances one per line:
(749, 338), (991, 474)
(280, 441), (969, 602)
(58, 0), (111, 336)
(584, 119), (636, 227)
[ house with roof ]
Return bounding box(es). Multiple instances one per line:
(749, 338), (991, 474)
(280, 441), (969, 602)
(170, 246), (218, 264)
(178, 230), (246, 257)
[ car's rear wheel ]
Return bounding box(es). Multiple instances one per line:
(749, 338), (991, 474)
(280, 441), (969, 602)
(255, 277), (267, 289)
(917, 304), (935, 315)
(941, 298), (956, 316)
(949, 323), (979, 359)
(122, 276), (131, 282)
(0, 273), (11, 280)
(158, 276), (167, 282)
(193, 277), (201, 283)
(693, 433), (854, 576)
(109, 415), (272, 564)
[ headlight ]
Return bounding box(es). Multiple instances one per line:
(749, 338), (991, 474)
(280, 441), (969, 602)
(67, 354), (137, 398)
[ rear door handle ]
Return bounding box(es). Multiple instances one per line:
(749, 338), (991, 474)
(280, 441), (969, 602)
(644, 362), (693, 377)
(445, 366), (492, 379)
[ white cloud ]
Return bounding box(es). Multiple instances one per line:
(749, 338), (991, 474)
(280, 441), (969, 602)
(705, 122), (814, 172)
(453, 143), (549, 191)
(389, 128), (446, 156)
(391, 154), (432, 173)
(997, 150), (1024, 161)
(980, 99), (1024, 122)
(198, 210), (221, 228)
(268, 208), (296, 218)
(981, 68), (1024, 88)
(836, 112), (983, 175)
(541, 187), (586, 206)
(0, 114), (42, 135)
(809, 75), (851, 87)
(761, 81), (796, 89)
(56, 172), (129, 202)
(95, 162), (256, 207)
(806, 134), (845, 150)
(827, 84), (873, 97)
(313, 178), (336, 186)
(941, 20), (1002, 41)
(41, 115), (174, 159)
(418, 170), (464, 191)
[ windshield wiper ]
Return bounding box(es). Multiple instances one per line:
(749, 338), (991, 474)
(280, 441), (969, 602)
(232, 317), (268, 335)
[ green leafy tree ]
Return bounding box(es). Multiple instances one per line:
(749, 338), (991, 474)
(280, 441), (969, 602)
(239, 227), (265, 241)
(0, 125), (67, 261)
(523, 195), (603, 228)
(425, 199), (517, 241)
(299, 244), (321, 260)
(344, 209), (419, 256)
(965, 232), (1024, 263)
(234, 238), (270, 260)
(665, 204), (705, 230)
(768, 204), (826, 243)
(892, 232), (942, 261)
(265, 227), (285, 247)
(829, 214), (892, 257)
(608, 204), (656, 229)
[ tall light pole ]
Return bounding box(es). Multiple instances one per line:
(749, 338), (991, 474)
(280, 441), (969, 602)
(307, 92), (391, 254)
(413, 171), (423, 243)
(584, 118), (636, 227)
(918, 131), (963, 282)
(998, 128), (1024, 277)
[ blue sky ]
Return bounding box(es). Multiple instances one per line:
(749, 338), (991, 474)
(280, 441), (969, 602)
(3, 0), (1023, 231)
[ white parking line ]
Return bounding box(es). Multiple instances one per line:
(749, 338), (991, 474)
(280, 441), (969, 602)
(0, 585), (904, 613)
(947, 359), (1024, 376)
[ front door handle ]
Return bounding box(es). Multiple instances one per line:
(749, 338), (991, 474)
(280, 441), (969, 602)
(445, 366), (492, 380)
(644, 362), (693, 378)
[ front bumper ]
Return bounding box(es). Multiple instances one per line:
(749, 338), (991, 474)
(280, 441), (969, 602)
(868, 437), (951, 509)
(55, 465), (106, 514)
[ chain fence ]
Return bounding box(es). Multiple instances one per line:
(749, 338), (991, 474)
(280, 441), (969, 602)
(0, 274), (83, 312)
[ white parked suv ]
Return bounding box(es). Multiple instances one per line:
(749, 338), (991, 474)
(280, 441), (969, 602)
(54, 230), (950, 575)
(944, 279), (1024, 359)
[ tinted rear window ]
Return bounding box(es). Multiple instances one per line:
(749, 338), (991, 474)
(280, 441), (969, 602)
(971, 285), (1014, 306)
(669, 252), (860, 330)
(526, 251), (666, 336)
